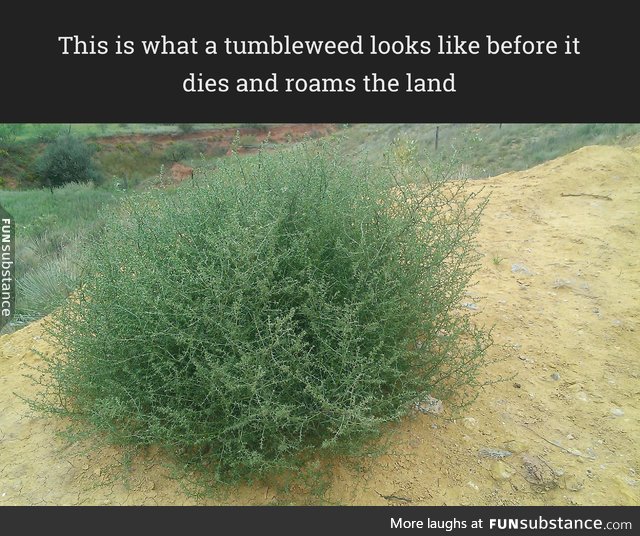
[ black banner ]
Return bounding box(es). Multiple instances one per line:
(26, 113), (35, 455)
(4, 506), (639, 535)
(1, 3), (638, 122)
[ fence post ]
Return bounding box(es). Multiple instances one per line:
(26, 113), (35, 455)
(435, 126), (439, 151)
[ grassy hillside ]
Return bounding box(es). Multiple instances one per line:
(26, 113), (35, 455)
(0, 183), (123, 327)
(0, 123), (294, 189)
(7, 123), (251, 143)
(342, 123), (640, 178)
(2, 122), (640, 332)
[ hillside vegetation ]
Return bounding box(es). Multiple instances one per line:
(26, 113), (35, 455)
(2, 123), (639, 331)
(343, 123), (640, 178)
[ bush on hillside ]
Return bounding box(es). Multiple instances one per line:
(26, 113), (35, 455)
(36, 134), (103, 189)
(0, 123), (23, 148)
(177, 123), (195, 134)
(38, 140), (491, 483)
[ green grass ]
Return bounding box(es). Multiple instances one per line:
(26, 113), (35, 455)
(94, 140), (168, 188)
(0, 182), (123, 328)
(341, 123), (640, 178)
(12, 123), (247, 142)
(492, 254), (505, 266)
(1, 124), (278, 189)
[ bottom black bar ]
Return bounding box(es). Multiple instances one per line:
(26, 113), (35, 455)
(8, 506), (639, 535)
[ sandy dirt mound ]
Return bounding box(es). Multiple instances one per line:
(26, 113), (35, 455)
(1, 145), (638, 505)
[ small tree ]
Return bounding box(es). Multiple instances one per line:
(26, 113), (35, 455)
(36, 134), (103, 190)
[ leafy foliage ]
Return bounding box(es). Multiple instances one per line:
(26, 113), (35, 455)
(37, 140), (491, 482)
(36, 134), (103, 188)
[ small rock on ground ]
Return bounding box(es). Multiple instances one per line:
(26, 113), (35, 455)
(490, 460), (515, 480)
(478, 448), (513, 459)
(415, 395), (444, 415)
(511, 263), (533, 275)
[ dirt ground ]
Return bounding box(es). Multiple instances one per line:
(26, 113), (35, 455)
(1, 144), (638, 505)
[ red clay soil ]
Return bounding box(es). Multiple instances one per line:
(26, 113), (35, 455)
(160, 124), (337, 184)
(106, 123), (338, 186)
(95, 124), (337, 148)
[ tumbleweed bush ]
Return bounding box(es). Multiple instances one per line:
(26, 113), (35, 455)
(39, 140), (491, 482)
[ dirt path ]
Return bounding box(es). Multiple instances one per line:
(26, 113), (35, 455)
(1, 145), (638, 505)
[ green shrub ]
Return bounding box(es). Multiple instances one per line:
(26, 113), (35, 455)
(208, 145), (228, 158)
(36, 134), (103, 188)
(239, 123), (270, 133)
(16, 252), (79, 321)
(164, 141), (197, 162)
(237, 134), (258, 147)
(177, 123), (195, 134)
(33, 124), (63, 143)
(0, 123), (24, 148)
(38, 140), (491, 483)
